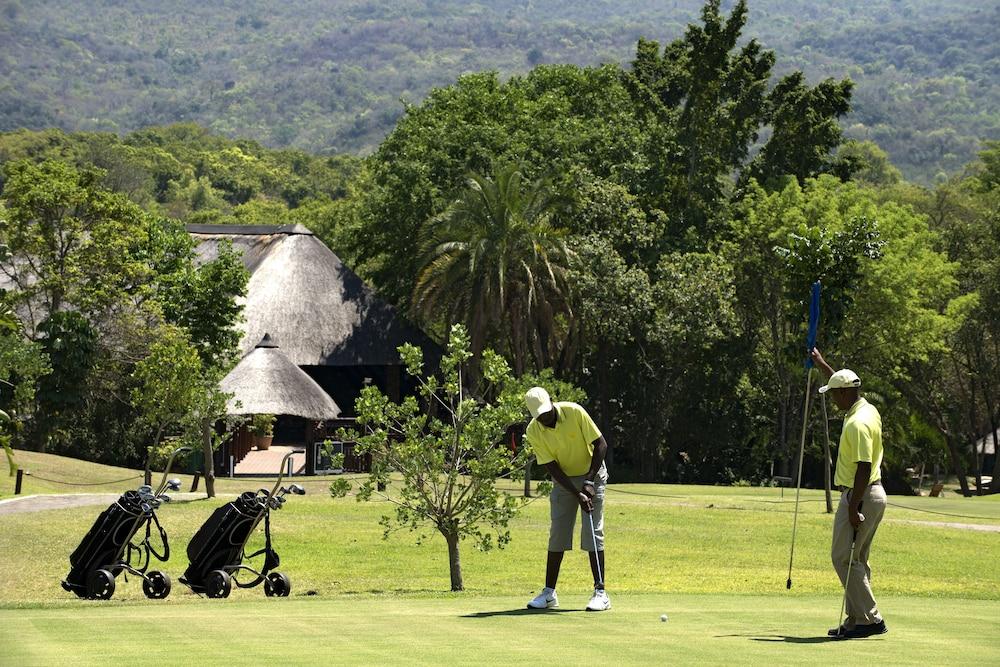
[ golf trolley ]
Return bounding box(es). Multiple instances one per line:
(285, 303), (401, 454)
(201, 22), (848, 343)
(179, 449), (305, 599)
(61, 446), (190, 600)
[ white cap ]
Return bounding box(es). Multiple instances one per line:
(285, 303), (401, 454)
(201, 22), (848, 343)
(818, 369), (862, 393)
(524, 386), (554, 419)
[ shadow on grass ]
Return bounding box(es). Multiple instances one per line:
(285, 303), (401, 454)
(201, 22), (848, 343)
(462, 609), (588, 618)
(717, 632), (847, 644)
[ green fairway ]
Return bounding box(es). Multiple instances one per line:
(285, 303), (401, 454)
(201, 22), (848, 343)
(1, 594), (998, 665)
(2, 452), (999, 664)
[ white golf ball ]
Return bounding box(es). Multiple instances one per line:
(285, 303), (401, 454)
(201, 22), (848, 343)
(660, 614), (668, 622)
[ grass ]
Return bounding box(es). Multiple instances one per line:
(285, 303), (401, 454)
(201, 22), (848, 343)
(2, 451), (999, 664)
(3, 595), (998, 665)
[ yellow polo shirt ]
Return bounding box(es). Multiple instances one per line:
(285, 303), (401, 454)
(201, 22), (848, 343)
(526, 402), (602, 477)
(834, 397), (883, 488)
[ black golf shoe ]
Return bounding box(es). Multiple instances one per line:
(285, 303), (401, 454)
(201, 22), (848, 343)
(828, 625), (850, 637)
(834, 620), (888, 639)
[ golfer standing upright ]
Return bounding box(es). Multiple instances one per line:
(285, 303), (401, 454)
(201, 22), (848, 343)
(523, 386), (611, 612)
(812, 349), (888, 639)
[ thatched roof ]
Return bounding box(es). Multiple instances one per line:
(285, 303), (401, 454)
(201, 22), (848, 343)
(188, 224), (439, 367)
(220, 334), (342, 419)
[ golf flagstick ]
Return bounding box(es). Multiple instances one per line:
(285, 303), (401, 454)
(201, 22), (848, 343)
(787, 281), (821, 590)
(836, 511), (865, 636)
(587, 511), (603, 587)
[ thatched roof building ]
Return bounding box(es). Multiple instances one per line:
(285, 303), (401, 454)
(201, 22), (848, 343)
(190, 223), (439, 476)
(220, 334), (341, 420)
(188, 223), (437, 367)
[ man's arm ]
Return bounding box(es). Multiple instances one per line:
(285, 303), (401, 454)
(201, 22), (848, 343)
(582, 435), (608, 497)
(849, 462), (871, 529)
(545, 461), (594, 512)
(811, 348), (835, 379)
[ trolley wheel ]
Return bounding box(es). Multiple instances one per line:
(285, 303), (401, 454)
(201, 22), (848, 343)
(206, 570), (232, 599)
(86, 569), (116, 600)
(142, 570), (172, 599)
(264, 571), (291, 598)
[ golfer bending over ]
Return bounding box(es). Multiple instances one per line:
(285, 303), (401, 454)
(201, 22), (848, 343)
(812, 349), (888, 639)
(523, 386), (611, 612)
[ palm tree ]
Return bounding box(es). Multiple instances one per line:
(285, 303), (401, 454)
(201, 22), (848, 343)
(413, 165), (576, 376)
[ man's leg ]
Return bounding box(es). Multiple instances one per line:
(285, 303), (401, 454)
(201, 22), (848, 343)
(831, 491), (857, 630)
(584, 468), (611, 611)
(582, 470), (607, 588)
(847, 485), (886, 626)
(527, 482), (576, 608)
(588, 551), (605, 589)
(546, 551), (565, 590)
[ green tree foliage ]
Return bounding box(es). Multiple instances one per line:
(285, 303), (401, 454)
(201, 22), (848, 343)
(0, 0), (992, 183)
(726, 176), (956, 482)
(335, 325), (541, 591)
(882, 144), (1000, 494)
(349, 64), (644, 305)
(0, 295), (49, 475)
(0, 158), (247, 465)
(413, 165), (575, 375)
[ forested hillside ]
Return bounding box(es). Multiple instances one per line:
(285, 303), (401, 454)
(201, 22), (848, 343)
(0, 0), (995, 183)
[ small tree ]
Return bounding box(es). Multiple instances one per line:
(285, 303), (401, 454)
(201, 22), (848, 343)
(333, 325), (537, 591)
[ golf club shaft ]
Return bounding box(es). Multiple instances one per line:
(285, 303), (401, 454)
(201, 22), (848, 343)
(587, 510), (603, 586)
(787, 368), (814, 588)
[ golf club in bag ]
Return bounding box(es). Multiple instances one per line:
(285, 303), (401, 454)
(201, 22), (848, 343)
(179, 449), (305, 598)
(62, 446), (190, 600)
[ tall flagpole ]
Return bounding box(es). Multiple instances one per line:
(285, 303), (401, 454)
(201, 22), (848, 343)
(787, 281), (821, 590)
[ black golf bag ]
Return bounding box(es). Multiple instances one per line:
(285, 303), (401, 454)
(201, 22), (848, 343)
(61, 447), (188, 600)
(180, 476), (304, 598)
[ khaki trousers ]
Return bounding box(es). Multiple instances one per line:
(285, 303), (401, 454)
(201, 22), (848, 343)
(831, 483), (886, 627)
(548, 464), (608, 552)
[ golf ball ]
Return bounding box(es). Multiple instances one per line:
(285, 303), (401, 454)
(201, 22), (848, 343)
(660, 614), (668, 622)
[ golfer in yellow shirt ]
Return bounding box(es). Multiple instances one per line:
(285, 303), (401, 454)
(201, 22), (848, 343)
(813, 348), (888, 639)
(523, 387), (611, 612)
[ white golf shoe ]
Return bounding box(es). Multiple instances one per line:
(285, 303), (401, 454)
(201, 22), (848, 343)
(586, 588), (611, 611)
(526, 587), (558, 609)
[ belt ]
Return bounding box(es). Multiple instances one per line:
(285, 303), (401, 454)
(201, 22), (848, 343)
(838, 480), (881, 493)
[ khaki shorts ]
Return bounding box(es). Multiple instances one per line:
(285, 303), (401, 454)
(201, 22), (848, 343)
(548, 464), (608, 552)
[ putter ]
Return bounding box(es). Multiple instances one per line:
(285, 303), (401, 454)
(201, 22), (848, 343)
(836, 511), (865, 638)
(587, 510), (603, 587)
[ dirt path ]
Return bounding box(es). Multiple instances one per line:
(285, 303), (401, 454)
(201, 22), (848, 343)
(891, 519), (1000, 533)
(0, 493), (203, 516)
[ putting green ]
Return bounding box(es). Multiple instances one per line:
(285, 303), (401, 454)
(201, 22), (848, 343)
(1, 594), (997, 665)
(3, 453), (998, 664)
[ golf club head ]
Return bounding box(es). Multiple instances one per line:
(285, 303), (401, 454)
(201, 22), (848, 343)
(290, 483), (305, 495)
(158, 494), (171, 503)
(167, 478), (181, 492)
(138, 484), (153, 495)
(141, 501), (152, 513)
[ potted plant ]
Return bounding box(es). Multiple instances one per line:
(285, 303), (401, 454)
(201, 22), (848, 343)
(251, 413), (275, 451)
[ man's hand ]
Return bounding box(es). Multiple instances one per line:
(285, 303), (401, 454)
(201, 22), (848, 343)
(582, 480), (596, 498)
(811, 347), (835, 378)
(849, 506), (863, 530)
(577, 491), (593, 513)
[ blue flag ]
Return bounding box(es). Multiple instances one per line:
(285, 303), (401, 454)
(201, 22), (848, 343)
(805, 281), (821, 368)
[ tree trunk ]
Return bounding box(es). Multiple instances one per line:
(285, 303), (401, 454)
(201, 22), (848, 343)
(944, 432), (972, 498)
(443, 529), (463, 591)
(202, 417), (216, 498)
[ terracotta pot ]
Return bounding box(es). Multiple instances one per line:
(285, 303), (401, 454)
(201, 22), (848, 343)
(255, 435), (273, 451)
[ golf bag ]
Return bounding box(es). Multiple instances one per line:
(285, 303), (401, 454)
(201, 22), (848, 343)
(61, 447), (188, 600)
(180, 450), (304, 598)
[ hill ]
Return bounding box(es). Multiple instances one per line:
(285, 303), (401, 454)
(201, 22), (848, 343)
(0, 0), (996, 183)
